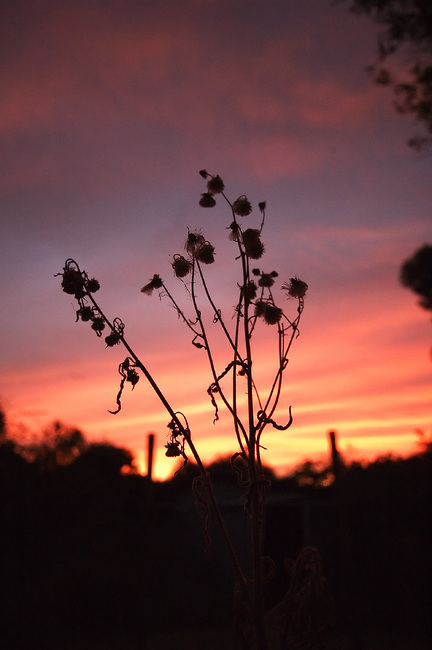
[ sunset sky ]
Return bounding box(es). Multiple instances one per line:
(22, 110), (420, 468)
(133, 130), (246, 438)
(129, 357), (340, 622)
(1, 0), (431, 480)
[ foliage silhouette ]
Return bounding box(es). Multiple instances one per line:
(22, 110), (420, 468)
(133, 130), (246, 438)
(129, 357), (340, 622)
(73, 442), (137, 477)
(400, 243), (432, 311)
(340, 0), (432, 148)
(19, 420), (87, 470)
(0, 408), (431, 647)
(400, 243), (432, 358)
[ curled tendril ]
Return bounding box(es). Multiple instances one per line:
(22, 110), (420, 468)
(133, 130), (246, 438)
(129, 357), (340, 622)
(207, 360), (245, 423)
(104, 318), (125, 347)
(207, 382), (220, 423)
(108, 357), (139, 415)
(192, 334), (206, 349)
(112, 317), (125, 335)
(230, 452), (249, 488)
(213, 309), (222, 324)
(256, 406), (293, 431)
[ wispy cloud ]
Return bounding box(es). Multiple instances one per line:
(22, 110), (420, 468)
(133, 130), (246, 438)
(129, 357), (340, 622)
(1, 0), (430, 479)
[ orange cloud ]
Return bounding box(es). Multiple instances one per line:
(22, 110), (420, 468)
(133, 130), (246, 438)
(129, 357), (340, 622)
(3, 281), (430, 482)
(1, 1), (430, 484)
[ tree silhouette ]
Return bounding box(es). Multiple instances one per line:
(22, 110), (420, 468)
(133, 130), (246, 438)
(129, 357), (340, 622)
(0, 409), (6, 442)
(341, 0), (432, 148)
(0, 411), (28, 477)
(21, 420), (87, 470)
(400, 244), (432, 310)
(1, 402), (431, 646)
(73, 442), (137, 478)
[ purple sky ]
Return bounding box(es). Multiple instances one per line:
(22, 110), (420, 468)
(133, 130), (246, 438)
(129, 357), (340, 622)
(1, 0), (431, 478)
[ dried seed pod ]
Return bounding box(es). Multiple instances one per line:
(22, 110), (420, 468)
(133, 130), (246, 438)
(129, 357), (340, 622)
(61, 268), (85, 296)
(233, 195), (252, 217)
(172, 255), (192, 278)
(243, 228), (264, 259)
(86, 278), (100, 293)
(185, 231), (205, 255)
(206, 175), (224, 194)
(91, 316), (106, 334)
(195, 242), (215, 264)
(283, 277), (308, 299)
(105, 331), (121, 347)
(141, 274), (163, 295)
(199, 192), (216, 208)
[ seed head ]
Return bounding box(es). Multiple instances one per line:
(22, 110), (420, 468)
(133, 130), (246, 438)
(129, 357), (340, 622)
(283, 277), (308, 299)
(233, 195), (252, 217)
(264, 304), (282, 324)
(91, 316), (105, 335)
(228, 221), (241, 242)
(254, 300), (266, 318)
(86, 278), (100, 293)
(199, 192), (216, 208)
(78, 306), (93, 322)
(255, 300), (283, 325)
(185, 231), (205, 255)
(242, 228), (264, 259)
(206, 175), (224, 194)
(105, 331), (121, 347)
(165, 442), (181, 457)
(172, 255), (192, 278)
(141, 274), (163, 295)
(61, 268), (85, 297)
(258, 272), (278, 288)
(195, 242), (215, 264)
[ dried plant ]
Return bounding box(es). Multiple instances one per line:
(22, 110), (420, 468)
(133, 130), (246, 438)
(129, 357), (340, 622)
(57, 171), (330, 649)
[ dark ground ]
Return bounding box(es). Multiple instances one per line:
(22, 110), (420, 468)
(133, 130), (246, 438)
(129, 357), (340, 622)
(0, 438), (431, 649)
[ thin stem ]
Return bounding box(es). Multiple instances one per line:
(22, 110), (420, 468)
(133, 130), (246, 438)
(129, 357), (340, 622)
(64, 170), (306, 650)
(256, 309), (302, 445)
(189, 260), (248, 443)
(195, 259), (242, 360)
(84, 287), (251, 608)
(237, 246), (268, 650)
(160, 281), (204, 342)
(232, 284), (248, 456)
(196, 258), (249, 453)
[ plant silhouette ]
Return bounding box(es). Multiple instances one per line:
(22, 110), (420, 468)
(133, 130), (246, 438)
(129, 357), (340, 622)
(56, 171), (334, 649)
(341, 0), (432, 149)
(400, 244), (432, 311)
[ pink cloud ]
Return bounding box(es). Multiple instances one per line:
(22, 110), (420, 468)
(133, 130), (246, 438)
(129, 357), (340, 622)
(1, 0), (430, 482)
(3, 273), (430, 481)
(1, 0), (402, 197)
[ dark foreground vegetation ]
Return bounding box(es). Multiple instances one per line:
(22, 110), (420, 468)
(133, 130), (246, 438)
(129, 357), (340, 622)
(0, 415), (430, 649)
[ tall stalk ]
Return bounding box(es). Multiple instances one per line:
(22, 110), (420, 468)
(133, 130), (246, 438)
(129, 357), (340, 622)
(57, 171), (309, 649)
